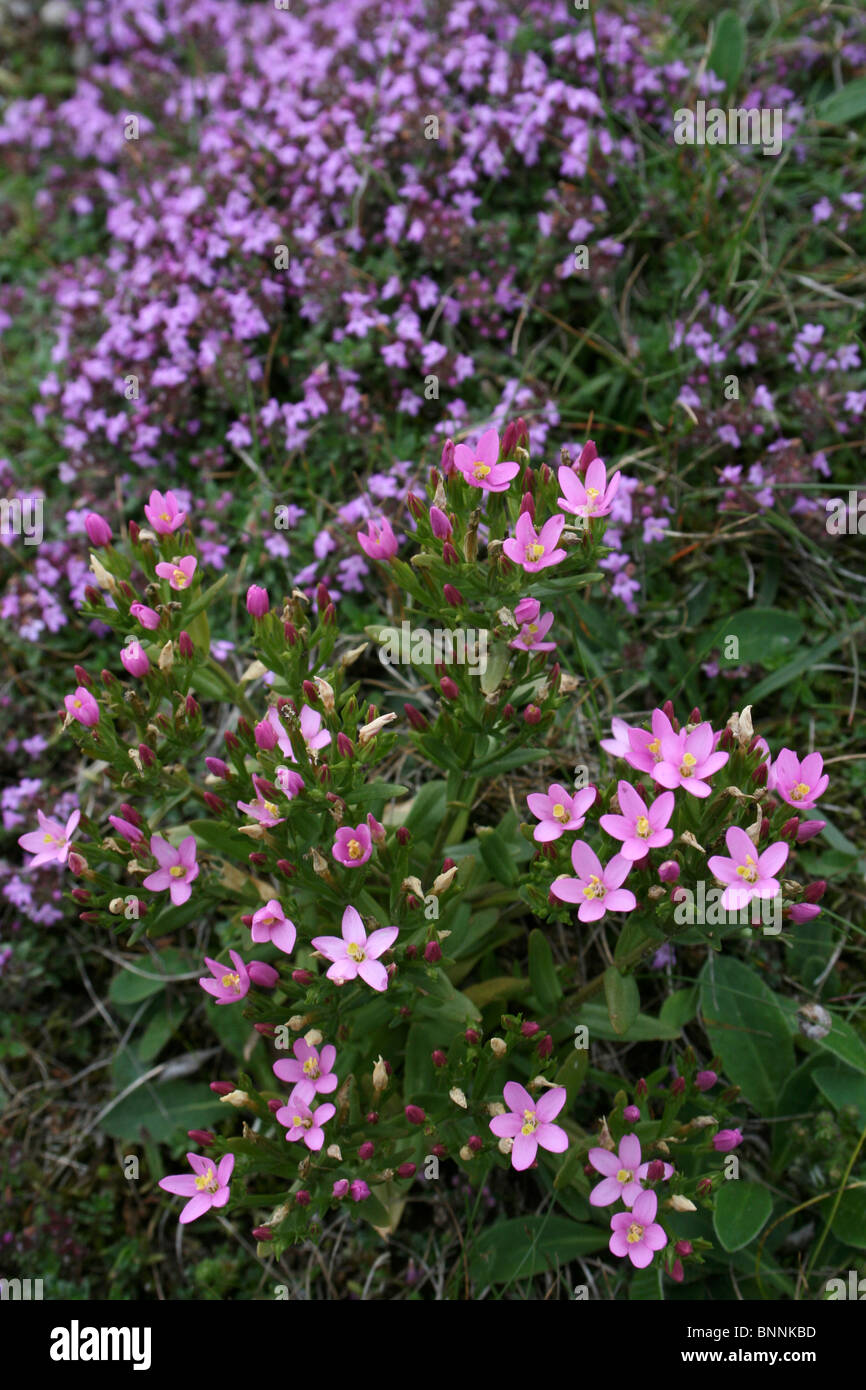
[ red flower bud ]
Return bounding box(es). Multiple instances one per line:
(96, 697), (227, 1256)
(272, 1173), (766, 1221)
(424, 941), (442, 963)
(178, 630), (193, 658)
(405, 1105), (426, 1125)
(337, 732), (353, 758)
(440, 677), (459, 700)
(187, 1130), (214, 1146)
(252, 1226), (273, 1241)
(523, 704), (541, 724)
(358, 1141), (375, 1160)
(202, 792), (225, 814)
(292, 969), (314, 986)
(397, 1162), (416, 1179)
(209, 1081), (234, 1095)
(432, 1050), (448, 1068)
(405, 703), (429, 731)
(443, 583), (463, 607)
(467, 1135), (483, 1153)
(465, 1029), (480, 1045)
(803, 879), (826, 903)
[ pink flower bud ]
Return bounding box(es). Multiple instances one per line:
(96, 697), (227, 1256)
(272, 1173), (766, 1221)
(349, 1180), (370, 1203)
(623, 1105), (640, 1122)
(396, 826), (410, 846)
(440, 438), (456, 475)
(644, 1159), (665, 1182)
(521, 1021), (540, 1037)
(254, 1022), (276, 1036)
(465, 1028), (480, 1045)
(367, 812), (386, 845)
(209, 1081), (234, 1095)
(803, 879), (826, 903)
(424, 941), (442, 963)
(697, 1177), (712, 1196)
(332, 1179), (349, 1199)
(405, 703), (429, 731)
(658, 860), (680, 882)
(138, 743), (156, 767)
(523, 704), (541, 725)
(205, 757), (230, 778)
(254, 718), (278, 750)
(789, 902), (821, 923)
(84, 512), (113, 547)
(432, 1050), (448, 1068)
(358, 1141), (375, 1160)
(443, 583), (464, 607)
(537, 1033), (553, 1059)
(695, 1070), (717, 1091)
(430, 506), (452, 538)
(74, 665), (91, 687)
(712, 1128), (743, 1152)
(797, 819), (825, 842)
(405, 1105), (426, 1125)
(670, 1258), (684, 1284)
(120, 641), (150, 677)
(187, 1130), (214, 1146)
(442, 540), (460, 566)
(295, 1190), (311, 1207)
(440, 677), (459, 700)
(337, 732), (353, 758)
(675, 1240), (693, 1257)
(202, 792), (225, 814)
(671, 1076), (686, 1095)
(246, 585), (269, 618)
(129, 602), (161, 630)
(365, 1111), (379, 1125)
(518, 491), (535, 519)
(248, 962), (279, 989)
(636, 1078), (648, 1098)
(252, 1226), (273, 1240)
(467, 1135), (483, 1152)
(178, 630), (193, 658)
(397, 1162), (416, 1179)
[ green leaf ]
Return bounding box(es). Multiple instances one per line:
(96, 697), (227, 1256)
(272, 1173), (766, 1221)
(554, 1047), (588, 1108)
(575, 1003), (681, 1042)
(817, 78), (866, 125)
(603, 966), (640, 1036)
(699, 606), (802, 669)
(746, 628), (846, 703)
(108, 950), (189, 1006)
(813, 1068), (866, 1125)
(830, 1188), (866, 1249)
(709, 11), (746, 91)
(699, 957), (794, 1115)
(462, 976), (530, 1010)
(100, 1081), (225, 1142)
(469, 1215), (607, 1285)
(402, 780), (447, 839)
(660, 987), (698, 1031)
(529, 929), (562, 1011)
(713, 1181), (773, 1252)
(187, 818), (255, 859)
(476, 825), (519, 886)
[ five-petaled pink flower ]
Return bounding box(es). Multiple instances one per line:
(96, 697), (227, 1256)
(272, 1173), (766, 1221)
(588, 1134), (645, 1207)
(357, 516), (399, 560)
(237, 774), (285, 827)
(510, 598), (556, 653)
(311, 905), (398, 992)
(145, 488), (187, 535)
(551, 842), (636, 922)
(707, 827), (788, 911)
(453, 428), (519, 492)
(275, 1079), (335, 1149)
(273, 1039), (338, 1095)
(526, 783), (596, 843)
(503, 512), (566, 573)
(768, 748), (829, 810)
(155, 555), (197, 591)
(159, 1152), (234, 1224)
(488, 1082), (568, 1171)
(651, 721), (729, 798)
(19, 808), (81, 868)
(143, 833), (199, 905)
(199, 949), (250, 1004)
(64, 686), (100, 727)
(250, 899), (297, 955)
(333, 822), (372, 867)
(600, 780), (675, 860)
(609, 1189), (667, 1268)
(558, 457), (621, 519)
(265, 703), (330, 759)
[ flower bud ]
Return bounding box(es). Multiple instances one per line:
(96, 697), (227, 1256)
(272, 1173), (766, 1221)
(372, 1056), (389, 1091)
(623, 1105), (640, 1123)
(424, 941), (442, 963)
(332, 1179), (349, 1199)
(432, 1050), (448, 1068)
(521, 1021), (540, 1037)
(246, 584), (269, 618)
(675, 1240), (693, 1257)
(523, 704), (541, 725)
(440, 676), (459, 700)
(397, 1162), (416, 1179)
(178, 630), (193, 658)
(202, 792), (225, 814)
(658, 860), (680, 882)
(85, 512), (113, 547)
(358, 1141), (375, 1161)
(254, 718), (278, 750)
(252, 1226), (273, 1240)
(405, 1105), (426, 1125)
(405, 703), (429, 731)
(796, 819), (825, 842)
(489, 1037), (507, 1058)
(537, 1033), (553, 1059)
(803, 879), (826, 903)
(209, 1081), (234, 1096)
(695, 1070), (717, 1091)
(712, 1128), (743, 1152)
(248, 961), (279, 989)
(187, 1129), (214, 1146)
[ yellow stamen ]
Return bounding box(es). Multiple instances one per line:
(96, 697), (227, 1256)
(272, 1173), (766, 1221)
(626, 1221), (644, 1245)
(736, 855), (758, 884)
(169, 865), (185, 878)
(194, 1167), (217, 1192)
(173, 569), (187, 587)
(552, 803), (570, 823)
(347, 838), (363, 859)
(647, 738), (661, 760)
(521, 1108), (538, 1136)
(525, 543), (545, 562)
(302, 1057), (320, 1078)
(791, 782), (810, 801)
(473, 462), (491, 479)
(582, 874), (606, 900)
(264, 801), (279, 817)
(221, 972), (241, 991)
(636, 816), (650, 838)
(680, 751), (697, 777)
(617, 1168), (633, 1184)
(347, 941), (366, 962)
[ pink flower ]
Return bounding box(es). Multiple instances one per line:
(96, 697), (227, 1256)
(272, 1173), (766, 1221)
(357, 516), (398, 560)
(159, 1152), (234, 1224)
(311, 905), (398, 992)
(273, 1039), (338, 1095)
(237, 774), (285, 827)
(349, 1179), (370, 1202)
(558, 457), (621, 519)
(64, 686), (99, 727)
(503, 512), (566, 573)
(155, 555), (197, 591)
(652, 721), (729, 798)
(246, 584), (269, 617)
(453, 428), (519, 492)
(510, 609), (556, 653)
(333, 822), (373, 867)
(609, 1189), (667, 1268)
(275, 1080), (335, 1150)
(144, 489), (187, 535)
(768, 748), (829, 810)
(84, 512), (112, 547)
(129, 602), (161, 630)
(265, 703), (330, 759)
(19, 808), (81, 868)
(120, 640), (150, 677)
(199, 949), (250, 1004)
(142, 833), (199, 905)
(551, 842), (636, 922)
(600, 716), (635, 760)
(707, 827), (788, 911)
(588, 1134), (645, 1207)
(250, 899), (297, 955)
(526, 783), (596, 843)
(713, 1128), (743, 1152)
(600, 780), (675, 860)
(488, 1082), (568, 1171)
